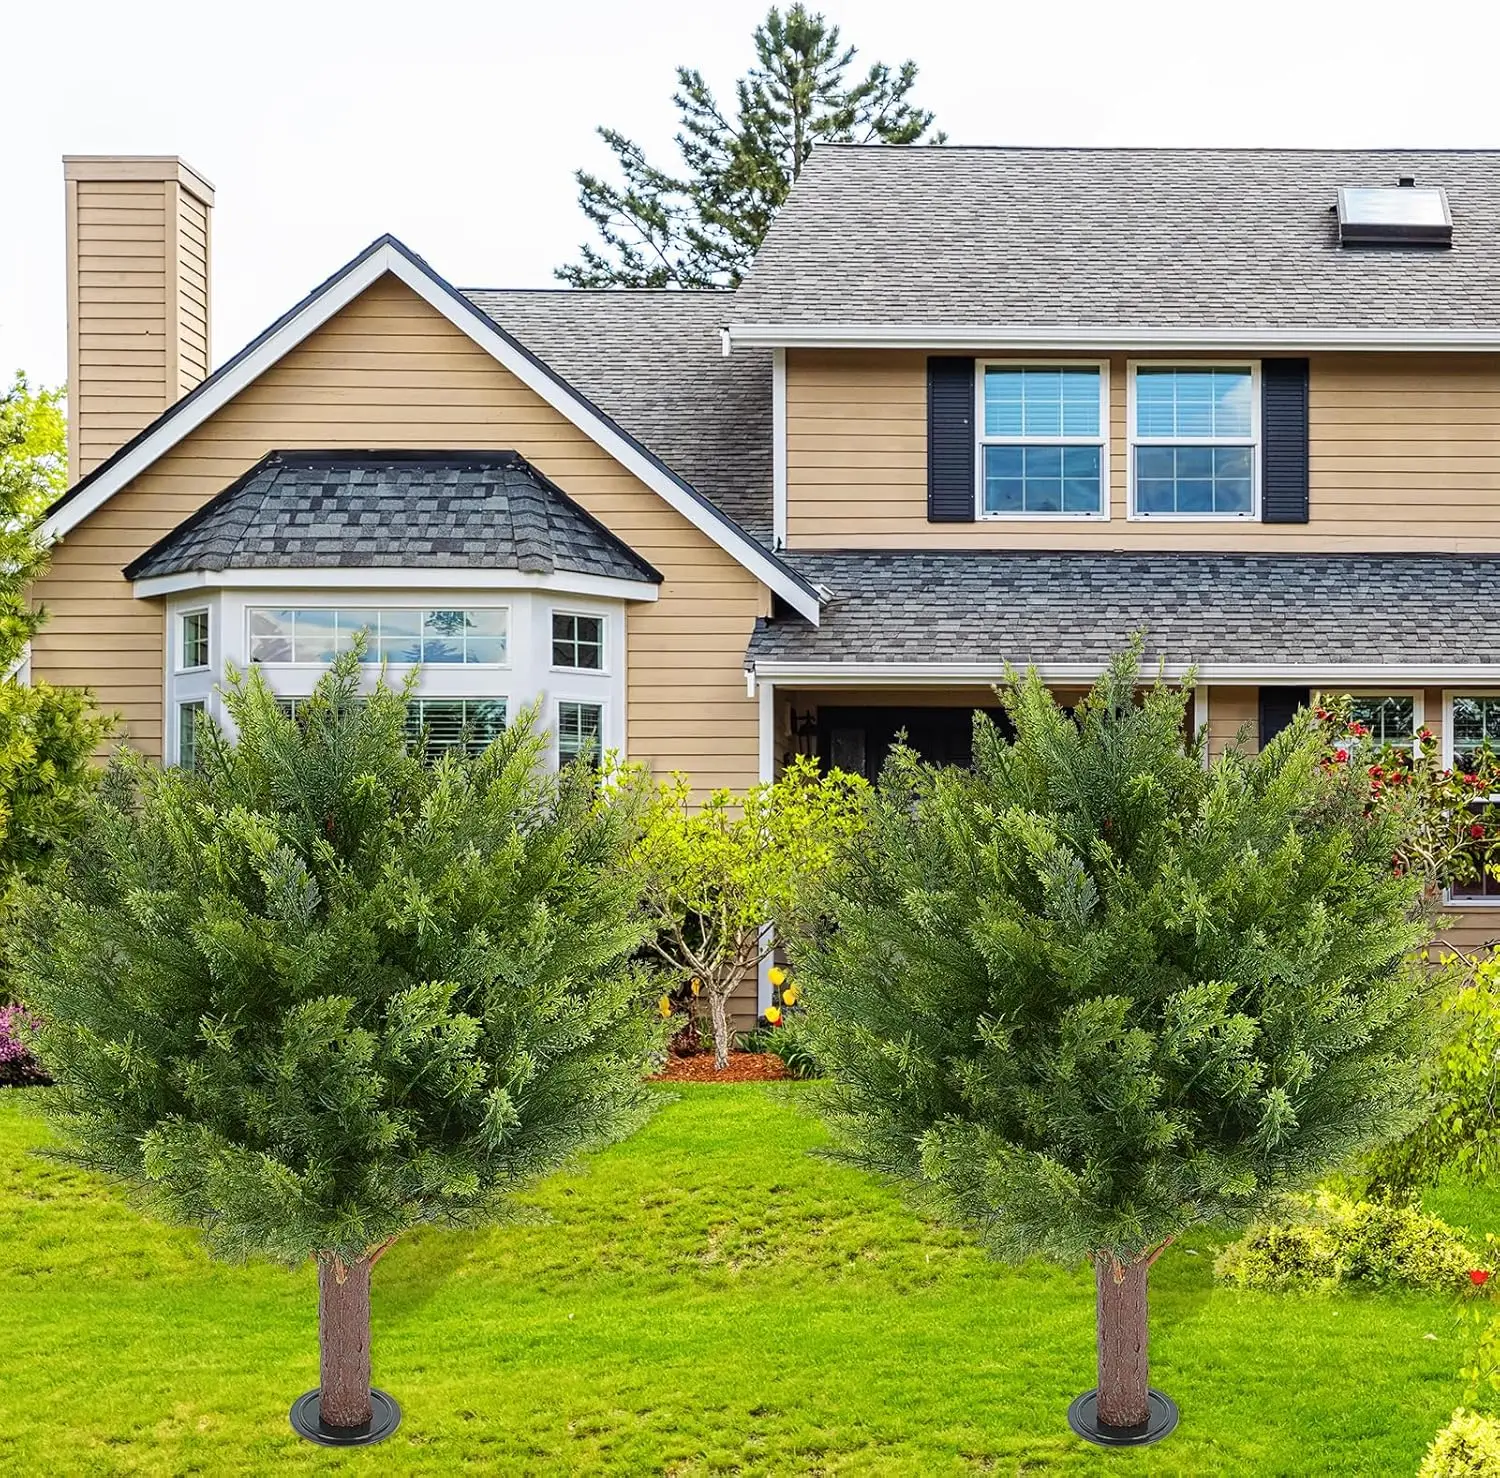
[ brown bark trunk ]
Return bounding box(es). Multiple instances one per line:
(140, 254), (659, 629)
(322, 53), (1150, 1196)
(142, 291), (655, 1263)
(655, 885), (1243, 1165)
(317, 1254), (373, 1430)
(709, 986), (732, 1070)
(1095, 1254), (1150, 1431)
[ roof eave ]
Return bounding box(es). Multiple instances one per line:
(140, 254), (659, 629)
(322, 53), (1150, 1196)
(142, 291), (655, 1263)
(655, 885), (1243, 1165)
(747, 659), (1500, 684)
(724, 322), (1500, 353)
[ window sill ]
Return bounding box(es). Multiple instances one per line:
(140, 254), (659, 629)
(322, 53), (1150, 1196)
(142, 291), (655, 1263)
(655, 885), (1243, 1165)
(1126, 511), (1259, 522)
(977, 512), (1110, 523)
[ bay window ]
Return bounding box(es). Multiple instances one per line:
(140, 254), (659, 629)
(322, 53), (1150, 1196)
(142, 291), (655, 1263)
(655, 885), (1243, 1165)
(1130, 365), (1257, 517)
(978, 363), (1107, 518)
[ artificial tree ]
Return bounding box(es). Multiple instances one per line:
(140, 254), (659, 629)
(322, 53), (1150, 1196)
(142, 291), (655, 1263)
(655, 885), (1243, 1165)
(790, 649), (1441, 1445)
(14, 655), (660, 1443)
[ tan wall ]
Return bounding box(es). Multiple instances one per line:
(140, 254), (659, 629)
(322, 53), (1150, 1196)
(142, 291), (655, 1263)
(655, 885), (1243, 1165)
(32, 274), (764, 791)
(785, 349), (1500, 551)
(65, 157), (215, 482)
(1206, 687), (1259, 757)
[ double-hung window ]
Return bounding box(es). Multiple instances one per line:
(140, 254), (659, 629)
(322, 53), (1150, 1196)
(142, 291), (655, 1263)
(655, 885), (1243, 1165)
(1449, 695), (1500, 901)
(978, 363), (1107, 518)
(1131, 365), (1257, 517)
(179, 610), (209, 671)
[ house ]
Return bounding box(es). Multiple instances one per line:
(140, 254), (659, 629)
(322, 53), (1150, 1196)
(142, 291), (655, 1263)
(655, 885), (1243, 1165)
(32, 149), (1500, 1023)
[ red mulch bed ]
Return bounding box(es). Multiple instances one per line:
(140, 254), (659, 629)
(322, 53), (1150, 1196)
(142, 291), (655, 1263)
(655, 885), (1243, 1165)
(652, 1050), (789, 1083)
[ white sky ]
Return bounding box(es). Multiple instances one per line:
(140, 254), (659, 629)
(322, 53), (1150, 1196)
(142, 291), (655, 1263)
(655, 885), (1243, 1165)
(5, 0), (1500, 386)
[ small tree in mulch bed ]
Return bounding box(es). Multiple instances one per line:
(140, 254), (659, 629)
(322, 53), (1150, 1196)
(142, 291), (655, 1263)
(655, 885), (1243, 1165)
(790, 647), (1443, 1446)
(636, 756), (866, 1070)
(12, 654), (661, 1443)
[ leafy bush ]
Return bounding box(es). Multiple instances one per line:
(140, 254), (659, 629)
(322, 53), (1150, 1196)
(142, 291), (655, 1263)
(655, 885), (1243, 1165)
(1216, 1192), (1483, 1294)
(741, 1017), (822, 1079)
(1367, 949), (1500, 1196)
(1418, 1409), (1500, 1478)
(0, 1002), (46, 1086)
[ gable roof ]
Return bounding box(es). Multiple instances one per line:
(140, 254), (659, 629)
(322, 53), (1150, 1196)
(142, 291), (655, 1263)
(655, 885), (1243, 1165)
(746, 549), (1500, 680)
(728, 146), (1500, 350)
(466, 290), (772, 541)
(124, 450), (661, 585)
(45, 236), (819, 622)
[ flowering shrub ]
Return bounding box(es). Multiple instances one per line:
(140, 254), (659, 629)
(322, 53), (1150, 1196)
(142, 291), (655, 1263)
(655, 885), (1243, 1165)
(1214, 1191), (1485, 1294)
(0, 1002), (46, 1086)
(1418, 1409), (1500, 1477)
(740, 967), (822, 1078)
(1313, 701), (1500, 896)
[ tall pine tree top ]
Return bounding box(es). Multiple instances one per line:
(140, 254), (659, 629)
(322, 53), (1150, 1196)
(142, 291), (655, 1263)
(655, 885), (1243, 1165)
(558, 4), (943, 289)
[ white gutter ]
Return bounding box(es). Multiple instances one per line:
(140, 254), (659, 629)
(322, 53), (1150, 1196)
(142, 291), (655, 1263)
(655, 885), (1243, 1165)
(725, 323), (1500, 354)
(748, 660), (1500, 685)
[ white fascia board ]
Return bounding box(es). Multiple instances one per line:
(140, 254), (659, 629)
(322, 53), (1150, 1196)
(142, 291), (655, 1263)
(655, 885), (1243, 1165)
(749, 660), (1500, 685)
(46, 239), (821, 625)
(725, 323), (1500, 354)
(133, 566), (660, 602)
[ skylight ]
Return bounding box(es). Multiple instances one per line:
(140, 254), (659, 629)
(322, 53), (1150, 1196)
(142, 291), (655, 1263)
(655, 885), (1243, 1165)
(1336, 181), (1452, 246)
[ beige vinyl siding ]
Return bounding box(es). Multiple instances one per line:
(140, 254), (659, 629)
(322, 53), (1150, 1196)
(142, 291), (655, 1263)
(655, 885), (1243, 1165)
(1205, 687), (1259, 757)
(785, 349), (1500, 550)
(32, 274), (764, 791)
(66, 158), (214, 480)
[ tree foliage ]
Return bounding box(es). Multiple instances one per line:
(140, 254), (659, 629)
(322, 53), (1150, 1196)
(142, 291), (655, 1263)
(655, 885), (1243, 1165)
(14, 655), (662, 1266)
(790, 649), (1441, 1268)
(0, 371), (110, 942)
(636, 755), (866, 1068)
(558, 4), (943, 288)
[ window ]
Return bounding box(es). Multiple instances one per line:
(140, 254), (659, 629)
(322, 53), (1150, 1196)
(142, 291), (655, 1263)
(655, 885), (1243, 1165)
(1131, 366), (1256, 517)
(978, 364), (1106, 517)
(1449, 695), (1500, 902)
(404, 699), (508, 761)
(558, 702), (603, 767)
(179, 610), (209, 671)
(1349, 695), (1418, 749)
(248, 607), (509, 666)
(552, 612), (605, 671)
(177, 701), (205, 770)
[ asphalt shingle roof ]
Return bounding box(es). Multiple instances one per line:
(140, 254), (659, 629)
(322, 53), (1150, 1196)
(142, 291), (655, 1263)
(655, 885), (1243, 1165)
(746, 551), (1500, 668)
(733, 146), (1500, 331)
(463, 289), (773, 540)
(125, 450), (661, 584)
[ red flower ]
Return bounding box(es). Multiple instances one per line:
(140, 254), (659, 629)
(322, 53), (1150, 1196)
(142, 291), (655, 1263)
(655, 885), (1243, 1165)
(1470, 1269), (1491, 1287)
(1350, 722), (1369, 738)
(1369, 765), (1384, 779)
(1335, 748), (1349, 764)
(1314, 707), (1331, 721)
(1472, 823), (1487, 840)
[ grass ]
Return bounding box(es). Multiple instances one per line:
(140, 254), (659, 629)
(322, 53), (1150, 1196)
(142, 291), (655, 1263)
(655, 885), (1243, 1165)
(0, 1084), (1489, 1476)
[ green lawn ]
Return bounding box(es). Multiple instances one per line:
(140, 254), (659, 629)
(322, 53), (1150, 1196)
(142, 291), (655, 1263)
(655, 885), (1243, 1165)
(0, 1084), (1488, 1476)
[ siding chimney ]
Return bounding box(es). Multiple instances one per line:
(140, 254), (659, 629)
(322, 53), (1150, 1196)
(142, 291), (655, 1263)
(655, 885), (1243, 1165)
(63, 156), (214, 483)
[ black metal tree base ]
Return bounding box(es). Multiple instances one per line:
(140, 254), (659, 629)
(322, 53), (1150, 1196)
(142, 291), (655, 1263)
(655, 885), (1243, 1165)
(289, 1388), (402, 1446)
(1067, 1388), (1179, 1447)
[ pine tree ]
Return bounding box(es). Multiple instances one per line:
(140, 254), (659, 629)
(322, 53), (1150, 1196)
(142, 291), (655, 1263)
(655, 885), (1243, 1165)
(14, 655), (661, 1438)
(558, 4), (943, 288)
(789, 647), (1441, 1442)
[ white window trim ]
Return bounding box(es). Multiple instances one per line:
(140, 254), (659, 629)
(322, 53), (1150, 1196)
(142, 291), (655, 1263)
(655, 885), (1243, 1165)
(554, 696), (610, 767)
(176, 606), (211, 674)
(244, 602), (513, 672)
(549, 607), (609, 676)
(974, 359), (1111, 522)
(173, 698), (207, 768)
(1441, 690), (1500, 907)
(1126, 360), (1261, 522)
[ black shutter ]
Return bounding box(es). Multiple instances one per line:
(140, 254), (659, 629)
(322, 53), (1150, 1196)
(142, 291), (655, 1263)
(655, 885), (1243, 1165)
(1258, 686), (1310, 747)
(927, 357), (976, 522)
(1262, 359), (1310, 523)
